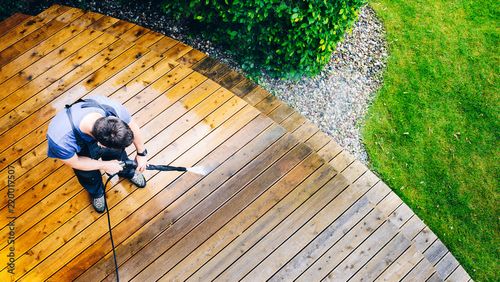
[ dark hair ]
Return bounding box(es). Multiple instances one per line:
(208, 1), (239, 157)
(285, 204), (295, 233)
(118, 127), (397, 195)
(92, 117), (134, 149)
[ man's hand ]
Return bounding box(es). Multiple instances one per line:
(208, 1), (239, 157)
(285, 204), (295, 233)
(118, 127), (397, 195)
(135, 155), (148, 172)
(101, 160), (123, 174)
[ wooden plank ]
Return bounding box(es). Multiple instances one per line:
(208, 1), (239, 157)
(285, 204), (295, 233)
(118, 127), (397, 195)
(425, 239), (449, 265)
(103, 20), (136, 38)
(88, 16), (120, 33)
(414, 226), (438, 254)
(305, 130), (331, 153)
(149, 36), (178, 54)
(375, 245), (425, 282)
(0, 11), (104, 85)
(0, 8), (85, 67)
(349, 233), (412, 282)
(162, 153), (325, 281)
(188, 164), (339, 281)
(0, 142), (56, 190)
(54, 116), (277, 281)
(108, 130), (301, 281)
(192, 56), (217, 73)
(401, 258), (437, 282)
(241, 86), (269, 106)
(445, 265), (471, 282)
(83, 50), (165, 100)
(140, 144), (313, 281)
(0, 5), (70, 52)
(268, 103), (295, 125)
(281, 111), (307, 132)
(162, 41), (192, 61)
(330, 150), (356, 173)
(241, 171), (380, 281)
(435, 252), (460, 280)
(200, 61), (233, 83)
(295, 191), (402, 282)
(317, 140), (343, 162)
(427, 272), (445, 282)
(400, 215), (426, 240)
(0, 13), (31, 38)
(0, 28), (125, 125)
(255, 94), (282, 115)
(218, 70), (245, 90)
(292, 120), (319, 143)
(123, 69), (204, 115)
(176, 48), (207, 68)
(230, 77), (257, 98)
(11, 93), (257, 281)
(268, 180), (391, 281)
(0, 25), (107, 101)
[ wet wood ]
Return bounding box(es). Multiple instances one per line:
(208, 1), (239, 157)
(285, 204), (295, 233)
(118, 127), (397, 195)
(0, 13), (31, 37)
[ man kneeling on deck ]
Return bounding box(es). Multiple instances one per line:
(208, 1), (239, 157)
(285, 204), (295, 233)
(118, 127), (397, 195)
(46, 95), (148, 213)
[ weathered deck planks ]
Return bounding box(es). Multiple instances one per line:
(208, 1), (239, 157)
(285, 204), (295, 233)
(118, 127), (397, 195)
(0, 5), (472, 282)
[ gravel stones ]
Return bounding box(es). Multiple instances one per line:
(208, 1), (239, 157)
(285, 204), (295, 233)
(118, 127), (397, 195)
(40, 1), (388, 164)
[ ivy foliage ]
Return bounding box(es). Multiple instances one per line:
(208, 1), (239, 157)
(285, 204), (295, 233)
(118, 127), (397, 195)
(164, 0), (365, 78)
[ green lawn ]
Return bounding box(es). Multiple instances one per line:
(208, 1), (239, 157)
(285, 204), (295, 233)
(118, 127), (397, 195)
(364, 0), (499, 281)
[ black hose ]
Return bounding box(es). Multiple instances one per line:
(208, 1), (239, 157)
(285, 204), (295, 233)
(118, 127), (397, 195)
(103, 173), (120, 282)
(102, 162), (188, 282)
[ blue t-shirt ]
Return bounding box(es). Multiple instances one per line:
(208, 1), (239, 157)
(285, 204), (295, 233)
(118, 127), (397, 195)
(46, 95), (132, 160)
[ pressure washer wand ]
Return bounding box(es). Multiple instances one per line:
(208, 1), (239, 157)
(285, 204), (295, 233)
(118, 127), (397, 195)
(120, 159), (209, 175)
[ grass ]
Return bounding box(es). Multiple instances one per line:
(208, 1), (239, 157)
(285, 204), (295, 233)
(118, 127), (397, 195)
(364, 0), (499, 281)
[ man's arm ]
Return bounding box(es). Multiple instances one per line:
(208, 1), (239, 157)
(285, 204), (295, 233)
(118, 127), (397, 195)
(128, 118), (146, 153)
(61, 155), (123, 174)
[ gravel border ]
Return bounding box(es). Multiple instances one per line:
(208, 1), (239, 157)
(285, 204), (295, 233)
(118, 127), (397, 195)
(28, 1), (388, 163)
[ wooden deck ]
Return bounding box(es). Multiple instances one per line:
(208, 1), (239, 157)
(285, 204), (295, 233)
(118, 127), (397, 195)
(0, 5), (471, 281)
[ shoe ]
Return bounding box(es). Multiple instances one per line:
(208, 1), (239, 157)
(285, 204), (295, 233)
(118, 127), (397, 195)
(92, 194), (106, 213)
(129, 171), (146, 188)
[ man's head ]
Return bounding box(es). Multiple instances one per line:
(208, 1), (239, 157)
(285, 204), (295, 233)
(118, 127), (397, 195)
(92, 117), (134, 149)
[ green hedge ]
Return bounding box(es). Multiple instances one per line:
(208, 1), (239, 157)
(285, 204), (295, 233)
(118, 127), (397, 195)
(164, 0), (365, 78)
